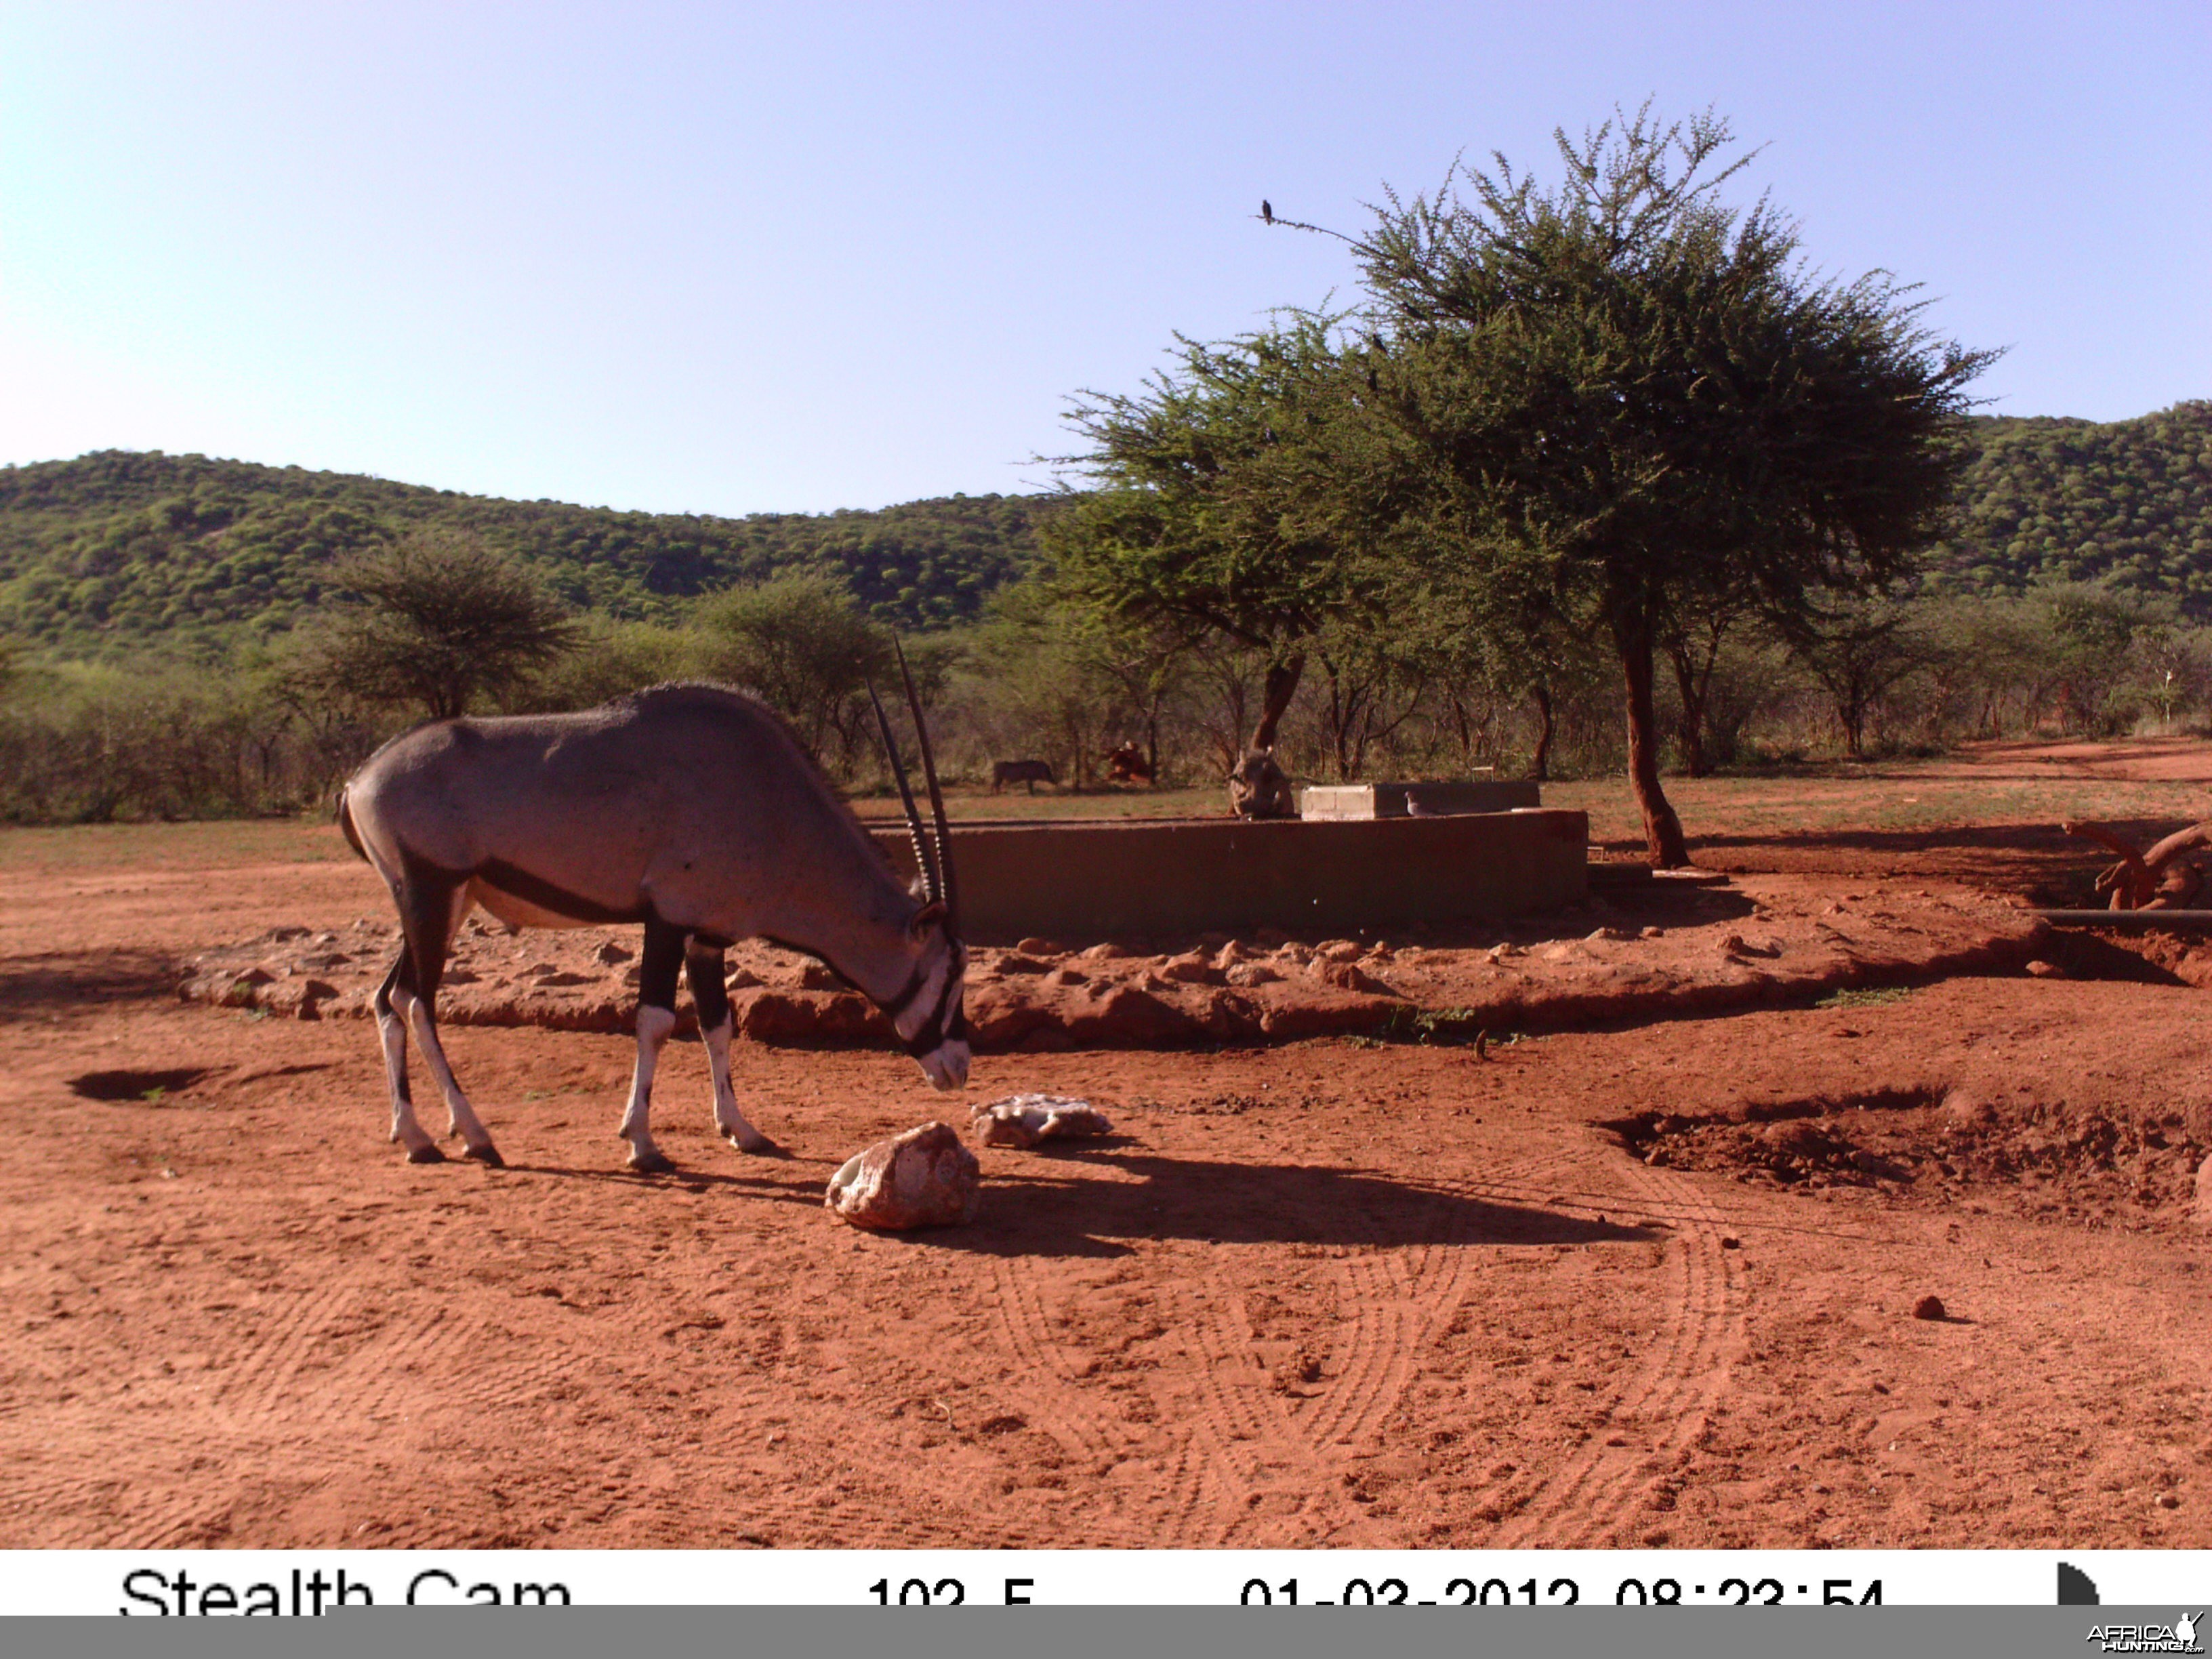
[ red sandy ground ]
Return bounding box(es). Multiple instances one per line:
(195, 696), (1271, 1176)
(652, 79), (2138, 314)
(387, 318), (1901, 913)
(2, 745), (2209, 1551)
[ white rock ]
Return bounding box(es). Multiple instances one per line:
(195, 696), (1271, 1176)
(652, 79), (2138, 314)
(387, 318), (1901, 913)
(971, 1094), (1114, 1149)
(825, 1123), (981, 1230)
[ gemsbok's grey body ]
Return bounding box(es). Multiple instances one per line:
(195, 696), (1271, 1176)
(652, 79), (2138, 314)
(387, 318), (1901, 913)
(337, 678), (968, 1172)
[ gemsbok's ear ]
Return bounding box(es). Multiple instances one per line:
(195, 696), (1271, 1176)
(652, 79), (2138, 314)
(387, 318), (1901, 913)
(907, 899), (948, 941)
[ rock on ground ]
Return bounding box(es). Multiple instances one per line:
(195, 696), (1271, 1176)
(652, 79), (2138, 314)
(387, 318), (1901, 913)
(972, 1094), (1114, 1149)
(825, 1122), (981, 1231)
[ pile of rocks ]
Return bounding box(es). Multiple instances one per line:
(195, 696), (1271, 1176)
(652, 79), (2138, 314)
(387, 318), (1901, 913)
(176, 874), (2052, 1052)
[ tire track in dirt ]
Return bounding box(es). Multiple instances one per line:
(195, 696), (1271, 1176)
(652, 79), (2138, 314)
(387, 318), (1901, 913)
(314, 1301), (474, 1428)
(12, 1416), (245, 1549)
(1562, 1155), (1748, 1544)
(1165, 1151), (1513, 1547)
(1404, 1141), (1687, 1538)
(988, 1258), (1126, 1469)
(984, 1256), (1184, 1547)
(1490, 1140), (1747, 1547)
(1164, 1282), (1355, 1545)
(8, 1287), (377, 1546)
(1298, 1177), (1486, 1456)
(208, 1286), (364, 1426)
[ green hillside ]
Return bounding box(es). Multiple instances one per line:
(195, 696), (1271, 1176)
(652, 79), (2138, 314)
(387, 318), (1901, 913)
(1930, 401), (2212, 610)
(0, 450), (1055, 653)
(4, 401), (2208, 656)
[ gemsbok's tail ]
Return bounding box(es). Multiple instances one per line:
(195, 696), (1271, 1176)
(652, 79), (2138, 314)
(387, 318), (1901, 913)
(335, 787), (368, 863)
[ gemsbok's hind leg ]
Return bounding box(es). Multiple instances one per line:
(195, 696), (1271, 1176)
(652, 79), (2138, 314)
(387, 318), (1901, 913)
(373, 951), (443, 1163)
(387, 872), (503, 1166)
(685, 939), (778, 1155)
(618, 920), (686, 1173)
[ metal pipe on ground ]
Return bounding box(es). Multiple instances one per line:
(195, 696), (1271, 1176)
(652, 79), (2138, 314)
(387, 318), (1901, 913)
(2034, 909), (2212, 931)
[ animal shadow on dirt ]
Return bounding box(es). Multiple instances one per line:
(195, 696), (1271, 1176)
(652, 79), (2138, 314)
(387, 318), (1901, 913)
(931, 1149), (1660, 1258)
(68, 1066), (213, 1102)
(3, 949), (179, 1021)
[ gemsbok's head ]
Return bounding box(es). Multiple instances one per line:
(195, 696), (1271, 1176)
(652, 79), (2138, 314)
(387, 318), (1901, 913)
(869, 642), (969, 1091)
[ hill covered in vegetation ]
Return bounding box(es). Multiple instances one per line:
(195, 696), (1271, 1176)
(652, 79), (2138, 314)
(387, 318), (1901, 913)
(3, 401), (2207, 656)
(0, 450), (1056, 653)
(1929, 401), (2212, 610)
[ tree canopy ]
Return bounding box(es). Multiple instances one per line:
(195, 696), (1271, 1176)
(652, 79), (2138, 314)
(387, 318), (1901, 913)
(285, 529), (577, 722)
(1338, 106), (1992, 861)
(1045, 317), (1397, 752)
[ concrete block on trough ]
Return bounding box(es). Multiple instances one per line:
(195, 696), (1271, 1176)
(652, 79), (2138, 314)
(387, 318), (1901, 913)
(1298, 779), (1541, 819)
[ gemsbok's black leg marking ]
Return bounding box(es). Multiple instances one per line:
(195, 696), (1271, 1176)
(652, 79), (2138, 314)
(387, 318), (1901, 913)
(618, 919), (689, 1173)
(686, 936), (778, 1155)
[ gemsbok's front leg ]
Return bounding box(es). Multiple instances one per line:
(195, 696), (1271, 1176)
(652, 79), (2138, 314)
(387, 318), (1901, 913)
(684, 938), (779, 1155)
(619, 920), (687, 1173)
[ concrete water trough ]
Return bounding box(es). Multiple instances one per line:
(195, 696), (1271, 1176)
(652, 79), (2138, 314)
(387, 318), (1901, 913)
(868, 808), (1589, 944)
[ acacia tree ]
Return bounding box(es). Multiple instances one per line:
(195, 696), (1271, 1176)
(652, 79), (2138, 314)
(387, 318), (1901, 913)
(290, 528), (577, 722)
(1337, 107), (1990, 863)
(1047, 317), (1389, 761)
(687, 573), (891, 775)
(1792, 591), (1925, 757)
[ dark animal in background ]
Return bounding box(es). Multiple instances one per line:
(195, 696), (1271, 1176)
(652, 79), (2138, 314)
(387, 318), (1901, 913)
(1104, 742), (1155, 785)
(991, 759), (1058, 794)
(1227, 747), (1296, 819)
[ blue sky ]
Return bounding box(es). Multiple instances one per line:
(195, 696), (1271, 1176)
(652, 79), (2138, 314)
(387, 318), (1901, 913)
(2, 1), (2205, 515)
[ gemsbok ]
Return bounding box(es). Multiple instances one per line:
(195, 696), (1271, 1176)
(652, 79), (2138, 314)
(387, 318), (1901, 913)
(335, 657), (968, 1172)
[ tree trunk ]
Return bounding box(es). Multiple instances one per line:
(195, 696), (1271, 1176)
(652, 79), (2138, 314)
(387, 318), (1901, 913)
(1250, 653), (1305, 752)
(1618, 614), (1691, 867)
(1840, 704), (1866, 759)
(1528, 682), (1554, 782)
(1666, 637), (1713, 777)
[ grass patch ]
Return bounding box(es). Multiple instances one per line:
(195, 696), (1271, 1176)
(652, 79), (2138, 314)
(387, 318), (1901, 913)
(0, 817), (352, 874)
(1813, 986), (1918, 1010)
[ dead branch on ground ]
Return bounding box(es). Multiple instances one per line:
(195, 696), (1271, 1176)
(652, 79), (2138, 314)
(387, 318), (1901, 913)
(2062, 819), (2212, 909)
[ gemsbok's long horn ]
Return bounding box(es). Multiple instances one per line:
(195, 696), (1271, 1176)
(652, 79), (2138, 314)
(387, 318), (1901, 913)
(895, 638), (959, 932)
(866, 672), (941, 906)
